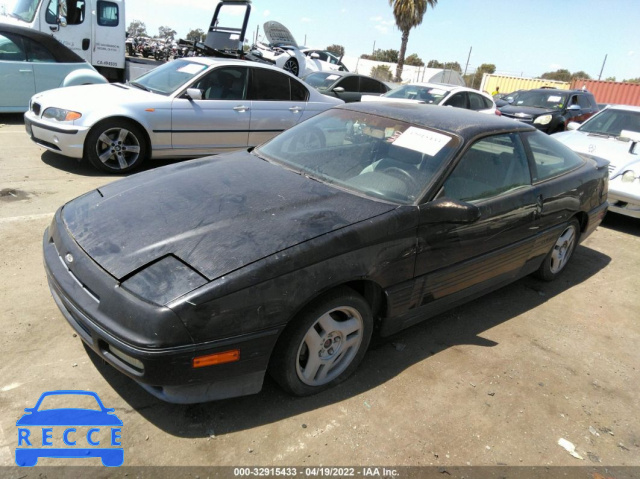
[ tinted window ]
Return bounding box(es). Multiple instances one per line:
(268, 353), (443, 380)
(193, 67), (247, 100)
(577, 94), (591, 109)
(444, 92), (468, 109)
(360, 76), (385, 93)
(97, 0), (119, 27)
(249, 68), (291, 100)
(25, 37), (56, 62)
(443, 133), (531, 202)
(290, 77), (308, 101)
(336, 76), (358, 92)
(469, 92), (491, 110)
(578, 108), (640, 137)
(0, 33), (26, 62)
(524, 131), (584, 182)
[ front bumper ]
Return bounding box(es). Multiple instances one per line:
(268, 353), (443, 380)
(24, 111), (90, 159)
(43, 210), (279, 403)
(608, 178), (640, 218)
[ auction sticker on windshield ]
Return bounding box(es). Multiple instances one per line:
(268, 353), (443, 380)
(392, 127), (451, 156)
(177, 64), (207, 74)
(15, 390), (123, 467)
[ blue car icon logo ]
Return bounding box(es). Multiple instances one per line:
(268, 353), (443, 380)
(16, 390), (123, 467)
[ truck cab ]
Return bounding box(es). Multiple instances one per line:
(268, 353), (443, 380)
(3, 0), (125, 80)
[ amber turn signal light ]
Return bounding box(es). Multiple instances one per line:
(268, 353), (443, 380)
(192, 349), (240, 368)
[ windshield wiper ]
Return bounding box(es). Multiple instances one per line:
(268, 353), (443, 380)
(587, 132), (614, 139)
(129, 81), (151, 92)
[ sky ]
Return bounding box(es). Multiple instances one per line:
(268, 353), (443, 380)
(2, 0), (639, 81)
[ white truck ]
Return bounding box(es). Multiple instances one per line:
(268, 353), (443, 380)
(2, 0), (126, 80)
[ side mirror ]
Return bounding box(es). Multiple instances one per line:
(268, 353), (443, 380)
(621, 130), (640, 155)
(309, 52), (320, 59)
(332, 86), (345, 93)
(58, 16), (67, 27)
(420, 198), (481, 224)
(567, 122), (580, 131)
(567, 104), (581, 111)
(57, 0), (67, 26)
(186, 88), (202, 100)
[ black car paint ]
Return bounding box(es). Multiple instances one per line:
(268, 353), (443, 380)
(43, 103), (609, 403)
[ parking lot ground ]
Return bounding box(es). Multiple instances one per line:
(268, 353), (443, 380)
(1, 114), (639, 469)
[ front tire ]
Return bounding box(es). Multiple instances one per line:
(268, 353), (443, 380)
(85, 119), (148, 174)
(270, 287), (373, 396)
(535, 219), (580, 281)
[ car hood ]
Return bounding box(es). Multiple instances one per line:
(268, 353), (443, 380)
(499, 105), (555, 117)
(32, 83), (162, 110)
(62, 152), (395, 281)
(553, 130), (639, 175)
(263, 20), (298, 47)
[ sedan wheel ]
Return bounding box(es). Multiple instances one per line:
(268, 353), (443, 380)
(270, 287), (373, 396)
(86, 120), (148, 173)
(283, 58), (299, 77)
(535, 219), (580, 281)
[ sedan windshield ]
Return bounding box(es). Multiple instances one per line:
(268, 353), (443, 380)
(511, 91), (567, 109)
(578, 108), (640, 138)
(303, 72), (341, 88)
(256, 109), (460, 205)
(383, 85), (450, 104)
(130, 59), (208, 95)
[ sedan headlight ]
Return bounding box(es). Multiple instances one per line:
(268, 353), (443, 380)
(621, 170), (638, 183)
(534, 114), (552, 125)
(42, 107), (82, 122)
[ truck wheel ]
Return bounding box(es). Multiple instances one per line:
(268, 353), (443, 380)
(85, 119), (148, 174)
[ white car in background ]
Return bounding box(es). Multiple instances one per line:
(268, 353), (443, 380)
(361, 82), (500, 115)
(553, 105), (640, 219)
(251, 21), (347, 77)
(24, 57), (343, 173)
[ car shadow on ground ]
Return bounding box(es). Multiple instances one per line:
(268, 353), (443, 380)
(41, 151), (186, 177)
(600, 212), (640, 236)
(84, 243), (611, 438)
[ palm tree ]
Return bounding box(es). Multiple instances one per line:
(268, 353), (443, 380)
(389, 0), (438, 81)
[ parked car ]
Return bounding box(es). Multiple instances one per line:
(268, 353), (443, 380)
(494, 90), (522, 108)
(499, 88), (598, 133)
(24, 57), (343, 173)
(554, 105), (640, 218)
(361, 82), (500, 115)
(302, 71), (390, 103)
(0, 23), (106, 113)
(43, 103), (609, 404)
(301, 48), (348, 72)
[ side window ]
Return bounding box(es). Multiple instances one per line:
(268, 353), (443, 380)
(290, 77), (309, 102)
(25, 38), (56, 62)
(523, 130), (584, 182)
(468, 93), (490, 111)
(47, 0), (86, 25)
(577, 94), (591, 109)
(97, 0), (119, 27)
(45, 0), (57, 24)
(336, 76), (358, 92)
(443, 133), (531, 202)
(249, 68), (291, 100)
(192, 67), (247, 100)
(444, 92), (468, 109)
(360, 77), (384, 93)
(0, 34), (26, 62)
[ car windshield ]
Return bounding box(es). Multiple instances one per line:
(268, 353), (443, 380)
(511, 91), (567, 109)
(129, 59), (209, 95)
(304, 72), (342, 88)
(383, 85), (450, 104)
(578, 108), (640, 138)
(255, 109), (460, 205)
(10, 0), (40, 22)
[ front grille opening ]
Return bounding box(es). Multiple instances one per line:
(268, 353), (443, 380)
(32, 102), (41, 116)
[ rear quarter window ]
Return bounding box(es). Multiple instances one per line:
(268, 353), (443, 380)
(524, 130), (584, 182)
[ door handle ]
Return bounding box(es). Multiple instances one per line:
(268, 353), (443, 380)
(233, 105), (249, 112)
(19, 69), (33, 73)
(535, 194), (544, 215)
(289, 106), (302, 112)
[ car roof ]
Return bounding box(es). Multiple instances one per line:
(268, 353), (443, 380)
(0, 23), (84, 63)
(526, 88), (593, 95)
(388, 82), (494, 100)
(339, 101), (535, 138)
(603, 104), (640, 113)
(187, 56), (302, 76)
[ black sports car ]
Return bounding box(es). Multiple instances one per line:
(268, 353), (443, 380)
(43, 103), (609, 403)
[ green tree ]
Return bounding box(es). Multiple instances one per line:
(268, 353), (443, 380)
(464, 63), (496, 89)
(370, 64), (394, 81)
(326, 44), (345, 57)
(389, 0), (438, 81)
(158, 26), (177, 42)
(571, 71), (591, 80)
(360, 49), (399, 63)
(186, 28), (205, 43)
(624, 77), (640, 84)
(541, 69), (572, 82)
(127, 20), (147, 37)
(405, 53), (424, 66)
(604, 76), (616, 82)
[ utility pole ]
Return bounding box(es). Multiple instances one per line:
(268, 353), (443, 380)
(598, 54), (608, 81)
(372, 41), (376, 55)
(255, 24), (259, 44)
(463, 46), (472, 77)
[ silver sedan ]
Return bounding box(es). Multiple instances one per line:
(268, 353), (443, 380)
(24, 58), (343, 173)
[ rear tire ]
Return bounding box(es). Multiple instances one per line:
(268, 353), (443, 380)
(85, 119), (148, 174)
(535, 219), (580, 281)
(269, 287), (373, 396)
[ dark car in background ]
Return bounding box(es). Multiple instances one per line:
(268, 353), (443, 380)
(499, 88), (598, 133)
(302, 71), (390, 103)
(43, 103), (608, 404)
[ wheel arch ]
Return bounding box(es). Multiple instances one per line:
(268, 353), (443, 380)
(573, 211), (589, 237)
